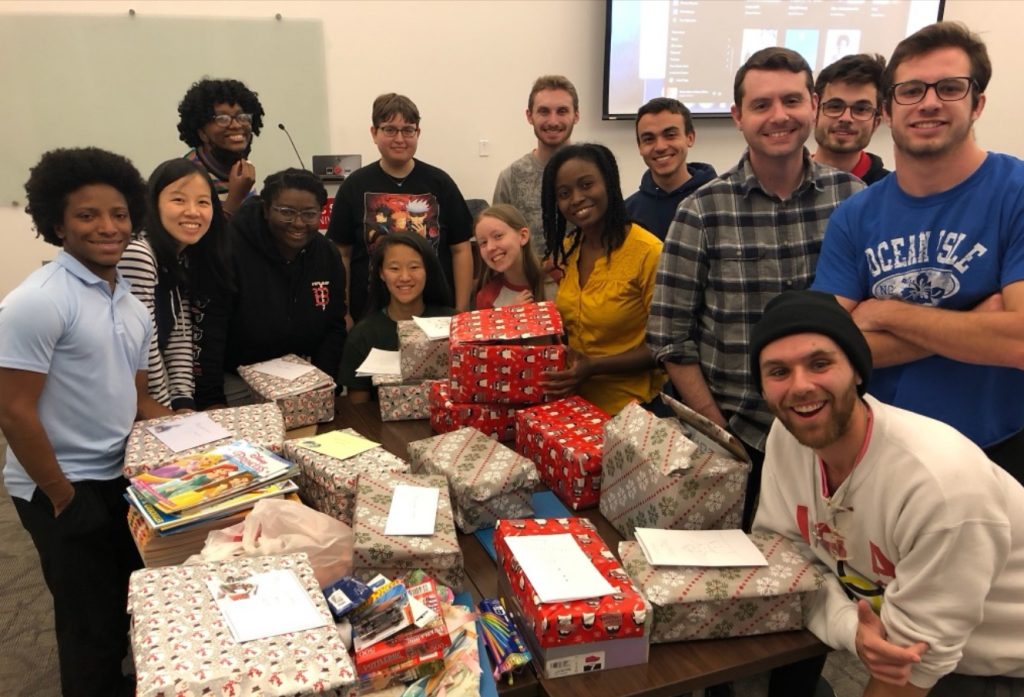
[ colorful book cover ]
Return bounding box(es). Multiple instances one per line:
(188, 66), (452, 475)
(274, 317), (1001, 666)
(126, 479), (299, 533)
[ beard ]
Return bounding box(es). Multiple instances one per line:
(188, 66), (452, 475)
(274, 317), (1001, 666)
(770, 382), (859, 450)
(891, 119), (973, 159)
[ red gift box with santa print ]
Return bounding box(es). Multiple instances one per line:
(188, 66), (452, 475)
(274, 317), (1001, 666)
(448, 301), (567, 404)
(516, 396), (609, 511)
(428, 379), (518, 442)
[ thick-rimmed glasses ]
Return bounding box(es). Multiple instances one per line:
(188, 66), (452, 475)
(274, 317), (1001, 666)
(820, 99), (878, 121)
(270, 206), (320, 224)
(377, 125), (419, 138)
(210, 113), (253, 127)
(890, 77), (975, 105)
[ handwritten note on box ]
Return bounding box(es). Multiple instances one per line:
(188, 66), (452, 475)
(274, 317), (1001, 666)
(384, 485), (439, 535)
(504, 533), (616, 603)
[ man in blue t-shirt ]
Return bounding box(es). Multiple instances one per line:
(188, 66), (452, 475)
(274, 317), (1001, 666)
(812, 21), (1024, 485)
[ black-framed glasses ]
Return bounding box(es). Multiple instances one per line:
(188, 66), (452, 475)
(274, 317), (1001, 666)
(891, 77), (975, 105)
(270, 206), (320, 224)
(820, 99), (877, 121)
(210, 112), (253, 127)
(377, 125), (419, 138)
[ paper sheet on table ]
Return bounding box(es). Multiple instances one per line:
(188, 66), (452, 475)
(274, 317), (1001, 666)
(248, 357), (316, 381)
(292, 430), (380, 460)
(355, 348), (401, 377)
(146, 412), (232, 452)
(206, 569), (328, 643)
(504, 533), (616, 603)
(412, 315), (452, 340)
(384, 485), (439, 535)
(634, 528), (768, 567)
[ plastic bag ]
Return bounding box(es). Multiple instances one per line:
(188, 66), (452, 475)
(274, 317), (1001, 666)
(189, 498), (353, 587)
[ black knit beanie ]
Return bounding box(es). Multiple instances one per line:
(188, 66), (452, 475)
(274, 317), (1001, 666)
(749, 290), (871, 396)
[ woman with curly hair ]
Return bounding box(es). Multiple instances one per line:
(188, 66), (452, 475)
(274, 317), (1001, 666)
(176, 77), (265, 216)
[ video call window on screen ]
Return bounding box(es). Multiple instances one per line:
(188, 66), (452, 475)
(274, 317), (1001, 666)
(603, 0), (945, 119)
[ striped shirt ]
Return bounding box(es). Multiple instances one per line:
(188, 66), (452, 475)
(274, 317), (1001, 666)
(646, 150), (864, 451)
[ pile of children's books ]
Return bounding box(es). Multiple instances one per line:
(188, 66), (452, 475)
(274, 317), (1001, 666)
(126, 440), (299, 567)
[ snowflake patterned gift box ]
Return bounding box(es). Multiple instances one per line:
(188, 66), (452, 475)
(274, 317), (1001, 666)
(407, 427), (539, 533)
(375, 376), (434, 422)
(618, 532), (824, 642)
(427, 379), (518, 441)
(124, 403), (286, 478)
(448, 301), (567, 404)
(237, 354), (336, 430)
(283, 429), (410, 525)
(397, 319), (449, 381)
(599, 396), (751, 540)
(351, 471), (465, 590)
(129, 552), (357, 697)
(515, 396), (610, 511)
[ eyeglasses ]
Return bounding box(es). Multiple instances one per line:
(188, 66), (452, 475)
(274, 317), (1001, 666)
(377, 125), (419, 138)
(820, 99), (877, 121)
(890, 77), (975, 105)
(270, 206), (320, 223)
(210, 112), (253, 127)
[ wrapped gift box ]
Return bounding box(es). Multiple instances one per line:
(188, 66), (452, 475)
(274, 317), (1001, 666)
(377, 378), (434, 422)
(351, 472), (464, 590)
(398, 320), (449, 381)
(237, 354), (336, 430)
(428, 379), (518, 441)
(494, 517), (651, 678)
(123, 403), (286, 478)
(516, 396), (609, 511)
(599, 397), (751, 540)
(619, 532), (824, 642)
(283, 429), (410, 525)
(407, 427), (539, 533)
(448, 301), (566, 404)
(129, 552), (357, 697)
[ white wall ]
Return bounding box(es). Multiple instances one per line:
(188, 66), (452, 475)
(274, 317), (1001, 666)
(1, 0), (1020, 298)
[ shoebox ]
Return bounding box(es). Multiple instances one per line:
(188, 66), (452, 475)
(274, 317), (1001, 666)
(373, 374), (433, 422)
(493, 518), (651, 678)
(427, 379), (518, 442)
(351, 472), (464, 590)
(129, 552), (357, 697)
(516, 396), (609, 511)
(407, 427), (539, 533)
(448, 301), (566, 404)
(398, 319), (449, 381)
(619, 532), (823, 642)
(237, 354), (336, 429)
(123, 403), (286, 478)
(599, 396), (750, 540)
(283, 429), (410, 525)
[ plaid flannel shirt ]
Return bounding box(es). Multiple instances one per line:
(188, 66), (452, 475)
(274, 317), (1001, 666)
(646, 150), (864, 451)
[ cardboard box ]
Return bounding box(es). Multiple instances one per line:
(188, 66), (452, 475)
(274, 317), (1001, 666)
(407, 427), (539, 533)
(352, 472), (464, 590)
(599, 397), (751, 540)
(398, 320), (449, 381)
(516, 397), (609, 511)
(238, 354), (336, 429)
(129, 553), (357, 697)
(123, 403), (286, 478)
(378, 380), (433, 422)
(428, 379), (518, 442)
(353, 578), (450, 676)
(448, 301), (566, 404)
(283, 429), (410, 525)
(619, 532), (824, 642)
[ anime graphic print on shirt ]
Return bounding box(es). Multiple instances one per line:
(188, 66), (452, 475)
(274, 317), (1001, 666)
(363, 192), (440, 254)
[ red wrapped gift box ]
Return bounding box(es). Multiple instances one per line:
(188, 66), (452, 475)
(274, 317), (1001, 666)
(428, 379), (518, 442)
(448, 301), (566, 404)
(516, 397), (609, 511)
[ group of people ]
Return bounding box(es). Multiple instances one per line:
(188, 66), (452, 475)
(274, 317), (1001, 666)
(0, 17), (1021, 697)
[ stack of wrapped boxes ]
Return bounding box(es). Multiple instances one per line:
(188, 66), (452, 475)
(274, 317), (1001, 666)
(375, 320), (452, 422)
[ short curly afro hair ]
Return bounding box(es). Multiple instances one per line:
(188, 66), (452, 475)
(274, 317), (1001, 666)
(24, 147), (147, 247)
(176, 78), (265, 148)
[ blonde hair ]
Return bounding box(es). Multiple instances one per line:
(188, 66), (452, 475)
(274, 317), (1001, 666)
(474, 204), (545, 302)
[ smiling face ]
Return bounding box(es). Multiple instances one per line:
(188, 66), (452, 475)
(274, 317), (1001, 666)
(56, 184), (133, 283)
(636, 110), (695, 185)
(264, 188), (321, 260)
(732, 69), (816, 165)
(198, 102), (252, 154)
(475, 215), (529, 275)
(380, 241), (426, 309)
(554, 157), (608, 235)
(527, 88), (579, 148)
(814, 81), (880, 155)
(372, 115), (419, 171)
(158, 173), (214, 251)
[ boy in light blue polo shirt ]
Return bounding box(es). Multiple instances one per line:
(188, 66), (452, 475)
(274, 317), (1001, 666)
(0, 148), (172, 697)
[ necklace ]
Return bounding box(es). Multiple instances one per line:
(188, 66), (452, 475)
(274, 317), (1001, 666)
(387, 174), (408, 188)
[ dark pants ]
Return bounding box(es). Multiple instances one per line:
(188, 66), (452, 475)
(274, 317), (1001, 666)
(931, 673), (1024, 697)
(13, 478), (142, 697)
(739, 441), (766, 532)
(984, 427), (1024, 486)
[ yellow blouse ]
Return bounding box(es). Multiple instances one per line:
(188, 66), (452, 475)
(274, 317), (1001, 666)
(556, 223), (666, 415)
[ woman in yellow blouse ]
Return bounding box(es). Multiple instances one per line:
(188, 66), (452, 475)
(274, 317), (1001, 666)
(539, 143), (665, 414)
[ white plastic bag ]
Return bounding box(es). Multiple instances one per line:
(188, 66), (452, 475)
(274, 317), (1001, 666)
(189, 498), (353, 587)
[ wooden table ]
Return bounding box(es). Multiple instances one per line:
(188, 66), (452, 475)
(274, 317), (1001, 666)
(327, 401), (828, 697)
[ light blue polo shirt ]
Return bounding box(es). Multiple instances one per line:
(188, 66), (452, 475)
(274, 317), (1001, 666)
(0, 251), (151, 501)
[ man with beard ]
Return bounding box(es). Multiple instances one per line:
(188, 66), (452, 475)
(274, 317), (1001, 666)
(176, 78), (265, 216)
(493, 74), (579, 259)
(751, 289), (1024, 697)
(811, 22), (1024, 485)
(812, 54), (890, 184)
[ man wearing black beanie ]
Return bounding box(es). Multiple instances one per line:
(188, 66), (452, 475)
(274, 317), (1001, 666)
(750, 290), (1024, 697)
